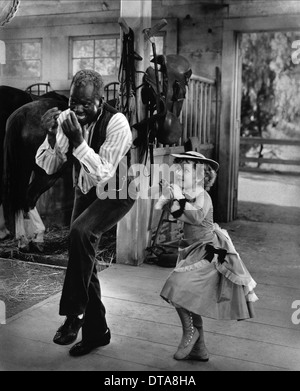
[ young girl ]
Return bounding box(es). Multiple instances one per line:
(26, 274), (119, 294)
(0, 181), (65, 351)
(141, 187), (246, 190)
(156, 151), (258, 362)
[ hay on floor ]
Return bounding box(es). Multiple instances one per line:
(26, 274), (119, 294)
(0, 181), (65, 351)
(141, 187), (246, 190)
(0, 224), (117, 269)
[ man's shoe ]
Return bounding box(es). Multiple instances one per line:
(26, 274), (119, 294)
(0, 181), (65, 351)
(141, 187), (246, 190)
(69, 328), (111, 357)
(53, 316), (85, 346)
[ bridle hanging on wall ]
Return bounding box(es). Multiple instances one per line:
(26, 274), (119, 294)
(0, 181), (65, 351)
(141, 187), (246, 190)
(117, 18), (142, 126)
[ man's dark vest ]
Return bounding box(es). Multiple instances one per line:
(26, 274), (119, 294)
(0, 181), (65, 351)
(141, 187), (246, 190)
(74, 102), (131, 194)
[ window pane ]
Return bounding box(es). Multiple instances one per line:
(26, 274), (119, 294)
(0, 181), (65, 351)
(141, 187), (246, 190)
(3, 61), (22, 77)
(22, 60), (41, 77)
(6, 43), (22, 60)
(95, 58), (116, 76)
(154, 36), (164, 55)
(95, 39), (116, 57)
(72, 37), (120, 76)
(117, 39), (121, 57)
(73, 58), (94, 74)
(3, 60), (41, 78)
(73, 40), (94, 58)
(22, 42), (41, 60)
(2, 40), (42, 78)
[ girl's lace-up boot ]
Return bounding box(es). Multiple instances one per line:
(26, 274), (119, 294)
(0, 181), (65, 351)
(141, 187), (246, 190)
(173, 307), (199, 360)
(185, 313), (209, 362)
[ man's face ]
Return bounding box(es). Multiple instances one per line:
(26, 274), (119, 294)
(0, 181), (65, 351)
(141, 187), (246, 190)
(69, 82), (102, 126)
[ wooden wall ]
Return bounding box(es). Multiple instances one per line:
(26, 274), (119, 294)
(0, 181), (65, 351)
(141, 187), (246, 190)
(1, 0), (298, 99)
(152, 1), (226, 80)
(0, 1), (227, 88)
(0, 3), (121, 92)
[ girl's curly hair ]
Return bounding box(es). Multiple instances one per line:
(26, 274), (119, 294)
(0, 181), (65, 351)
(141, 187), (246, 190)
(173, 158), (217, 191)
(203, 163), (217, 191)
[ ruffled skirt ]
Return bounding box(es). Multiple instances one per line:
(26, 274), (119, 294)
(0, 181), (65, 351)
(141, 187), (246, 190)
(160, 225), (258, 320)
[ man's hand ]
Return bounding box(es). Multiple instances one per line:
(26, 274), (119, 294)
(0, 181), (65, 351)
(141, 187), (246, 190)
(41, 107), (61, 149)
(61, 111), (84, 149)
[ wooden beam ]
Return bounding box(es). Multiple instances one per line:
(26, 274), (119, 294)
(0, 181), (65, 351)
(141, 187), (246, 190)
(16, 1), (120, 17)
(228, 1), (300, 19)
(224, 14), (300, 32)
(240, 138), (300, 146)
(162, 0), (225, 5)
(216, 30), (237, 222)
(240, 157), (300, 166)
(116, 0), (152, 266)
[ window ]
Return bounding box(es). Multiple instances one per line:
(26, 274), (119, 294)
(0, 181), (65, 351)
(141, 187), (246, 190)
(70, 36), (121, 77)
(1, 39), (42, 78)
(153, 34), (165, 56)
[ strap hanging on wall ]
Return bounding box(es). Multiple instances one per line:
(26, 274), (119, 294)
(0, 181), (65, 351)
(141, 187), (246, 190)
(0, 0), (20, 27)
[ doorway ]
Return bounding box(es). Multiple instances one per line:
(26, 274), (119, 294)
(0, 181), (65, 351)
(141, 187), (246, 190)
(219, 17), (300, 223)
(237, 31), (300, 225)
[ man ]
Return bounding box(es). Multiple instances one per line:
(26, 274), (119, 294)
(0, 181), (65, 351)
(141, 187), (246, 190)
(36, 69), (134, 357)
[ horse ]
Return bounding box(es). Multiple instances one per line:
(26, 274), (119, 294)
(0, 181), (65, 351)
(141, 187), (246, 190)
(0, 86), (33, 239)
(0, 86), (70, 249)
(0, 87), (66, 196)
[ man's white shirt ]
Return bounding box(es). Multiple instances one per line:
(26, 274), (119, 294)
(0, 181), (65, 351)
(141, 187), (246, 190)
(35, 108), (132, 195)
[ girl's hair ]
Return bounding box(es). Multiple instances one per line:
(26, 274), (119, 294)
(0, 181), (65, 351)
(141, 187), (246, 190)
(71, 69), (104, 99)
(173, 157), (217, 191)
(204, 163), (217, 191)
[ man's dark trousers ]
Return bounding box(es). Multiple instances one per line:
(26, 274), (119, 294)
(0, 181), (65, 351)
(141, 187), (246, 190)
(59, 186), (135, 342)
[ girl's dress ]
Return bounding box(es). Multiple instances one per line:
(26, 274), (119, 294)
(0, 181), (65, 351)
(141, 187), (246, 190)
(158, 190), (258, 320)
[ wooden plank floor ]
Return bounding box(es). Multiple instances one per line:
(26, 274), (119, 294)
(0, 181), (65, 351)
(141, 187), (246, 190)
(0, 219), (300, 371)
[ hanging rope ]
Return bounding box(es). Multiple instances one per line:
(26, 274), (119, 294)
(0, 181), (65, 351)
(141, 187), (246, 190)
(0, 0), (20, 27)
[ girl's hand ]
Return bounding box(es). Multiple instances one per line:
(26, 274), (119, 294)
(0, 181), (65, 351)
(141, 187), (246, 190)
(159, 179), (173, 200)
(170, 199), (181, 214)
(159, 180), (185, 201)
(170, 183), (185, 200)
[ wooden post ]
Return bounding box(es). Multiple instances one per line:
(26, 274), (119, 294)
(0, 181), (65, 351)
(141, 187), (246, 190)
(217, 30), (241, 222)
(116, 0), (152, 265)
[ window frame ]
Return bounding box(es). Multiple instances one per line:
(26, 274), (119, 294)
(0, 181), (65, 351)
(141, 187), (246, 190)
(0, 38), (43, 80)
(69, 35), (121, 79)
